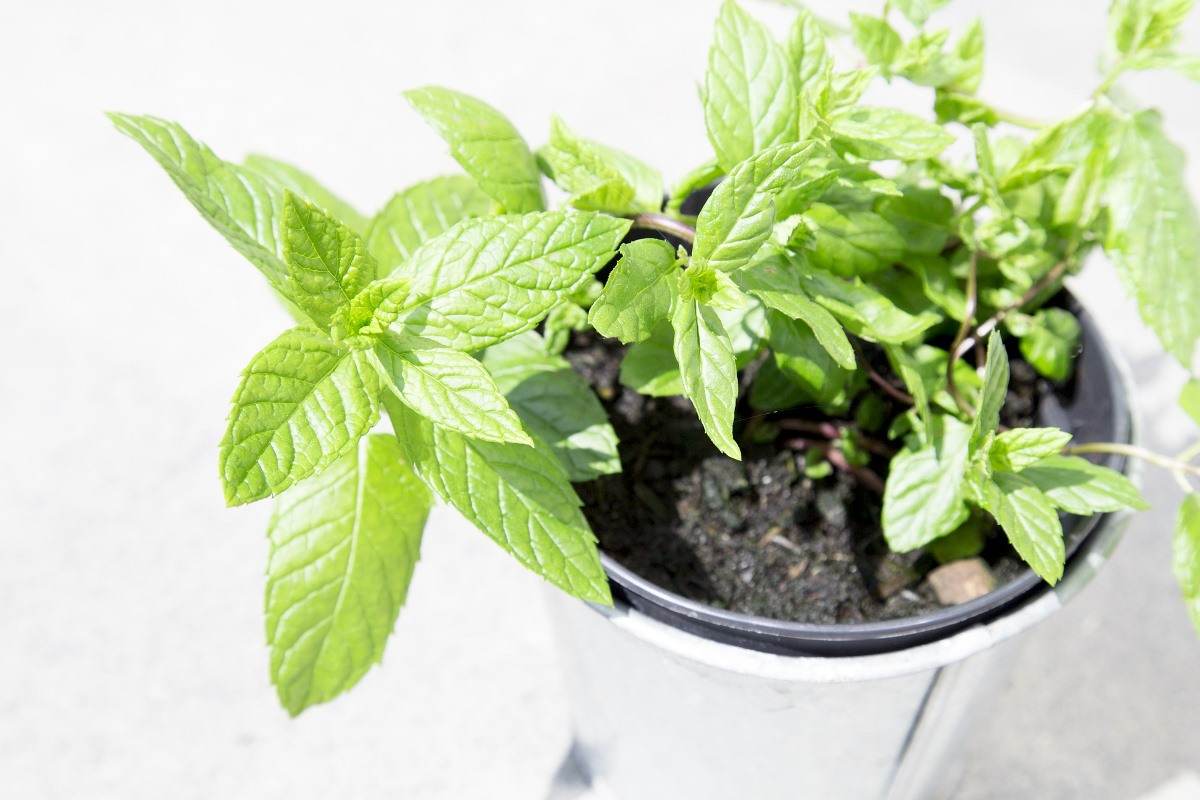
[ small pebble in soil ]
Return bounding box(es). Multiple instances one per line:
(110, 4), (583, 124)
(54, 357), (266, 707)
(927, 558), (997, 605)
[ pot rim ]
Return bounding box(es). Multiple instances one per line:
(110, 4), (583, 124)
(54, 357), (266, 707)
(594, 289), (1136, 656)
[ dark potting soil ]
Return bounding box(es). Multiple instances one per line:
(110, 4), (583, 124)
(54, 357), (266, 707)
(567, 330), (1076, 625)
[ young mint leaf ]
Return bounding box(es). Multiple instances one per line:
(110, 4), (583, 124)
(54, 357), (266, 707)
(797, 267), (941, 343)
(1010, 308), (1081, 382)
(537, 116), (663, 214)
(1103, 110), (1200, 366)
(895, 22), (984, 93)
(372, 333), (531, 446)
(1120, 50), (1200, 80)
(1020, 455), (1148, 514)
(692, 141), (831, 275)
(882, 414), (972, 552)
(588, 238), (680, 343)
(892, 0), (952, 27)
(829, 106), (954, 161)
(365, 176), (492, 273)
(281, 192), (377, 329)
(1109, 0), (1193, 58)
(849, 13), (902, 71)
(329, 277), (412, 347)
(620, 322), (684, 397)
(404, 86), (544, 213)
(766, 310), (849, 405)
(244, 154), (368, 235)
(673, 298), (741, 458)
(979, 471), (1066, 585)
(543, 300), (589, 355)
(800, 202), (906, 276)
(109, 113), (291, 292)
(265, 434), (430, 715)
(1180, 379), (1200, 427)
(787, 6), (832, 90)
(1173, 493), (1200, 632)
(735, 253), (855, 368)
(970, 331), (1009, 451)
(988, 427), (1072, 472)
(391, 211), (630, 350)
(386, 396), (611, 604)
(703, 0), (798, 171)
(220, 328), (381, 506)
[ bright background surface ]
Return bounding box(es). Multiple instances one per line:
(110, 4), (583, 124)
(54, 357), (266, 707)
(4, 1), (1200, 798)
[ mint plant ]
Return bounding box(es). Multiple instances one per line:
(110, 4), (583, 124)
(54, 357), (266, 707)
(112, 0), (1200, 715)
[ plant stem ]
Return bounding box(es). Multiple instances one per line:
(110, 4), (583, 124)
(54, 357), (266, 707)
(993, 108), (1049, 131)
(1064, 442), (1200, 481)
(629, 213), (695, 245)
(946, 251), (979, 417)
(951, 258), (1071, 364)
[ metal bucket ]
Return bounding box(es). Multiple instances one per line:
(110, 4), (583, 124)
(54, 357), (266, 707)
(547, 504), (1131, 800)
(546, 302), (1138, 800)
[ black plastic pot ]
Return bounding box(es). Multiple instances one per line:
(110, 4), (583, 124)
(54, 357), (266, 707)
(598, 295), (1132, 657)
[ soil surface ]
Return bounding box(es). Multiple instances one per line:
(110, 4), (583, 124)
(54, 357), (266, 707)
(568, 329), (1081, 625)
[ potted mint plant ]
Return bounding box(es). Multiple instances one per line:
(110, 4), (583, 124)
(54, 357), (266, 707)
(111, 0), (1200, 795)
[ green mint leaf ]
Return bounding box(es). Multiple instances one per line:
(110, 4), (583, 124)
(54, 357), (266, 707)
(329, 277), (412, 347)
(391, 211), (630, 350)
(892, 0), (951, 27)
(1180, 379), (1200, 427)
(537, 116), (663, 214)
(109, 113), (291, 292)
(969, 331), (1009, 451)
(372, 334), (531, 446)
(543, 300), (589, 355)
(404, 86), (544, 213)
(734, 253), (855, 368)
(882, 414), (972, 551)
(479, 331), (565, 386)
(703, 0), (798, 171)
(1173, 493), (1200, 632)
(766, 310), (849, 405)
(1010, 308), (1081, 382)
(717, 297), (770, 366)
(365, 176), (492, 274)
(800, 202), (906, 276)
(220, 328), (381, 506)
(830, 106), (954, 161)
(928, 515), (987, 563)
(1103, 110), (1200, 366)
(979, 471), (1065, 585)
(934, 90), (999, 126)
(877, 186), (954, 257)
(1121, 50), (1200, 80)
(281, 192), (377, 329)
(1020, 455), (1148, 514)
(849, 13), (902, 70)
(988, 427), (1072, 472)
(244, 154), (368, 235)
(588, 238), (680, 343)
(895, 22), (984, 93)
(667, 160), (725, 216)
(693, 141), (832, 274)
(1054, 143), (1108, 228)
(788, 6), (833, 90)
(797, 267), (941, 343)
(386, 396), (611, 604)
(672, 298), (741, 458)
(265, 434), (430, 715)
(1109, 0), (1193, 57)
(620, 322), (684, 397)
(748, 358), (807, 411)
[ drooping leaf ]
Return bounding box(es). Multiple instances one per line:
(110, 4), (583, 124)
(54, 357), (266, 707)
(969, 331), (1009, 451)
(979, 470), (1065, 585)
(281, 192), (377, 328)
(703, 0), (798, 170)
(404, 86), (544, 213)
(364, 176), (493, 273)
(692, 141), (832, 275)
(1173, 493), (1200, 631)
(537, 116), (663, 214)
(829, 106), (955, 161)
(882, 415), (972, 552)
(265, 434), (430, 715)
(1102, 110), (1200, 366)
(391, 212), (629, 350)
(1020, 455), (1148, 514)
(244, 154), (369, 234)
(988, 427), (1072, 472)
(220, 328), (381, 506)
(588, 238), (680, 343)
(109, 113), (290, 291)
(386, 396), (611, 604)
(672, 298), (741, 458)
(372, 333), (531, 445)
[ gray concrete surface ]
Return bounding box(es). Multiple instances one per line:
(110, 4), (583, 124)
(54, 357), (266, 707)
(3, 1), (1199, 798)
